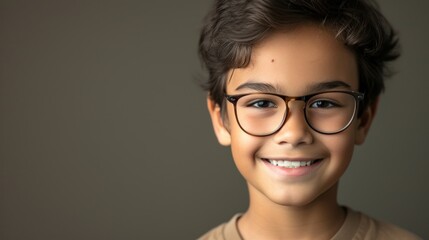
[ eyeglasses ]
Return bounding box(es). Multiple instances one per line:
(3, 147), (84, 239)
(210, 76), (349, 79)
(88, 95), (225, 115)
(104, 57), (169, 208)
(225, 90), (364, 136)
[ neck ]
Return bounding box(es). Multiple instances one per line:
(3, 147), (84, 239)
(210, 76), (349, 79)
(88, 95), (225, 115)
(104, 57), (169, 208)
(238, 184), (346, 240)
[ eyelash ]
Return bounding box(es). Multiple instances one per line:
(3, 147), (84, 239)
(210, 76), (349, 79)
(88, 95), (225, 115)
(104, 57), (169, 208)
(247, 100), (277, 108)
(245, 99), (342, 111)
(309, 100), (339, 108)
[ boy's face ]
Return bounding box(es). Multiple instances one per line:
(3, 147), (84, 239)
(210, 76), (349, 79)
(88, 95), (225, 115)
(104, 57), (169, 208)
(208, 24), (376, 207)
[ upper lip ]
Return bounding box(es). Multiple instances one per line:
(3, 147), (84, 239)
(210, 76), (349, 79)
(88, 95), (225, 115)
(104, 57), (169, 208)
(260, 157), (321, 162)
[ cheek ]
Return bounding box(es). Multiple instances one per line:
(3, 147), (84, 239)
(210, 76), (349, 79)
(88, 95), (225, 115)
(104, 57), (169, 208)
(228, 115), (264, 175)
(332, 138), (354, 162)
(230, 128), (262, 164)
(226, 106), (259, 159)
(324, 127), (357, 169)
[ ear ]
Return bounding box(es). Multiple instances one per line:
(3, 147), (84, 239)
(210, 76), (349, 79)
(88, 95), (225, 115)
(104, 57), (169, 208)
(207, 96), (231, 146)
(355, 97), (379, 145)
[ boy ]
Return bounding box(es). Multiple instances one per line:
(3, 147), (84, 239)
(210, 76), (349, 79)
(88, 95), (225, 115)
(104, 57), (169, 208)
(197, 0), (421, 239)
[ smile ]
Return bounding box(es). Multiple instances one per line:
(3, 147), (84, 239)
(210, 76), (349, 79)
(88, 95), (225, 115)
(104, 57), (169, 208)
(266, 159), (319, 168)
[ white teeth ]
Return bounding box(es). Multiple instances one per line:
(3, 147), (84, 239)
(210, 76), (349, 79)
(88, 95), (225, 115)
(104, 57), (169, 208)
(268, 159), (315, 168)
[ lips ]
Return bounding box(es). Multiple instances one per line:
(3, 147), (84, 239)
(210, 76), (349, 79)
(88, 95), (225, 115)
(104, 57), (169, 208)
(260, 157), (324, 178)
(262, 158), (322, 169)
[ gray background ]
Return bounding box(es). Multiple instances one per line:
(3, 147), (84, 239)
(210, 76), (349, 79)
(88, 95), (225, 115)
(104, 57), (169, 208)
(1, 0), (428, 239)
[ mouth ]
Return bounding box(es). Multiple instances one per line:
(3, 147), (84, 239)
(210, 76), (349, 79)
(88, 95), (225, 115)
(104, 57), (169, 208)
(262, 158), (322, 169)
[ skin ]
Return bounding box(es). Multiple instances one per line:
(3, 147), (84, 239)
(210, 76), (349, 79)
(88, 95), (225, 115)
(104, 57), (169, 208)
(207, 24), (378, 240)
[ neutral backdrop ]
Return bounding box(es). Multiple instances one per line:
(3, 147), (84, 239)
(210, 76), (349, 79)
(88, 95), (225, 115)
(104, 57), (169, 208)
(1, 1), (428, 239)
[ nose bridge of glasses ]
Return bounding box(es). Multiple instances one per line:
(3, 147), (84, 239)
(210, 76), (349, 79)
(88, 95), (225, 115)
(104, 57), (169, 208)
(285, 97), (306, 111)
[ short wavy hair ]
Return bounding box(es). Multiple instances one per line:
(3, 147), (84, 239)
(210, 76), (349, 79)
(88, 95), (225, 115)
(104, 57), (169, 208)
(198, 0), (400, 113)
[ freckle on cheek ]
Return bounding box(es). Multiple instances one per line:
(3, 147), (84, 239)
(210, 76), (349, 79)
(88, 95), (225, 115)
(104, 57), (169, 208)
(271, 59), (275, 63)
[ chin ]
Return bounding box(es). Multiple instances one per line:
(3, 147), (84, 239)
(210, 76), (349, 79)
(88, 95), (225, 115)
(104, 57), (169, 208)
(255, 186), (316, 207)
(262, 183), (338, 208)
(269, 193), (318, 208)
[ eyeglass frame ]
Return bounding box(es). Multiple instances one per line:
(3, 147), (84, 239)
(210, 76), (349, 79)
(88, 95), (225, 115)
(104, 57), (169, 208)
(225, 90), (365, 136)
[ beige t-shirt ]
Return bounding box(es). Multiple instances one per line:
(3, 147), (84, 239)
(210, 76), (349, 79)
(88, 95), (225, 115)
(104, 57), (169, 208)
(198, 208), (421, 240)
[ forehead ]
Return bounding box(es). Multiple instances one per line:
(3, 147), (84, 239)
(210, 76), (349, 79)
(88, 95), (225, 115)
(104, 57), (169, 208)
(227, 24), (359, 94)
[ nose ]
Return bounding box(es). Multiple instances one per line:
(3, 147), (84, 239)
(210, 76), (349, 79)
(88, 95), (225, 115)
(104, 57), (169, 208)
(273, 100), (313, 146)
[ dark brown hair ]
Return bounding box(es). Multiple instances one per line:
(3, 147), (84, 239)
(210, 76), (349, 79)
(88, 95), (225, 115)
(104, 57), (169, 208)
(198, 0), (400, 112)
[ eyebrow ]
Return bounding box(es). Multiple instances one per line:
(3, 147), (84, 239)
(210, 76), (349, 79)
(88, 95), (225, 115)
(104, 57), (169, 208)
(234, 80), (352, 94)
(235, 82), (282, 93)
(307, 80), (352, 93)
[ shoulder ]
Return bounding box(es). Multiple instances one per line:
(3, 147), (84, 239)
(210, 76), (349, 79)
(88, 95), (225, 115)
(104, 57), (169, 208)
(361, 213), (422, 240)
(197, 214), (242, 240)
(347, 208), (422, 240)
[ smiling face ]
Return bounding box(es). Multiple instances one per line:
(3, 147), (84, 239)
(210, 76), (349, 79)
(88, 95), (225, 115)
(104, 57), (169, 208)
(208, 24), (376, 207)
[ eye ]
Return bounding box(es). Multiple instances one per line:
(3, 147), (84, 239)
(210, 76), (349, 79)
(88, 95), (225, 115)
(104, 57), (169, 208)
(248, 100), (277, 108)
(309, 100), (339, 108)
